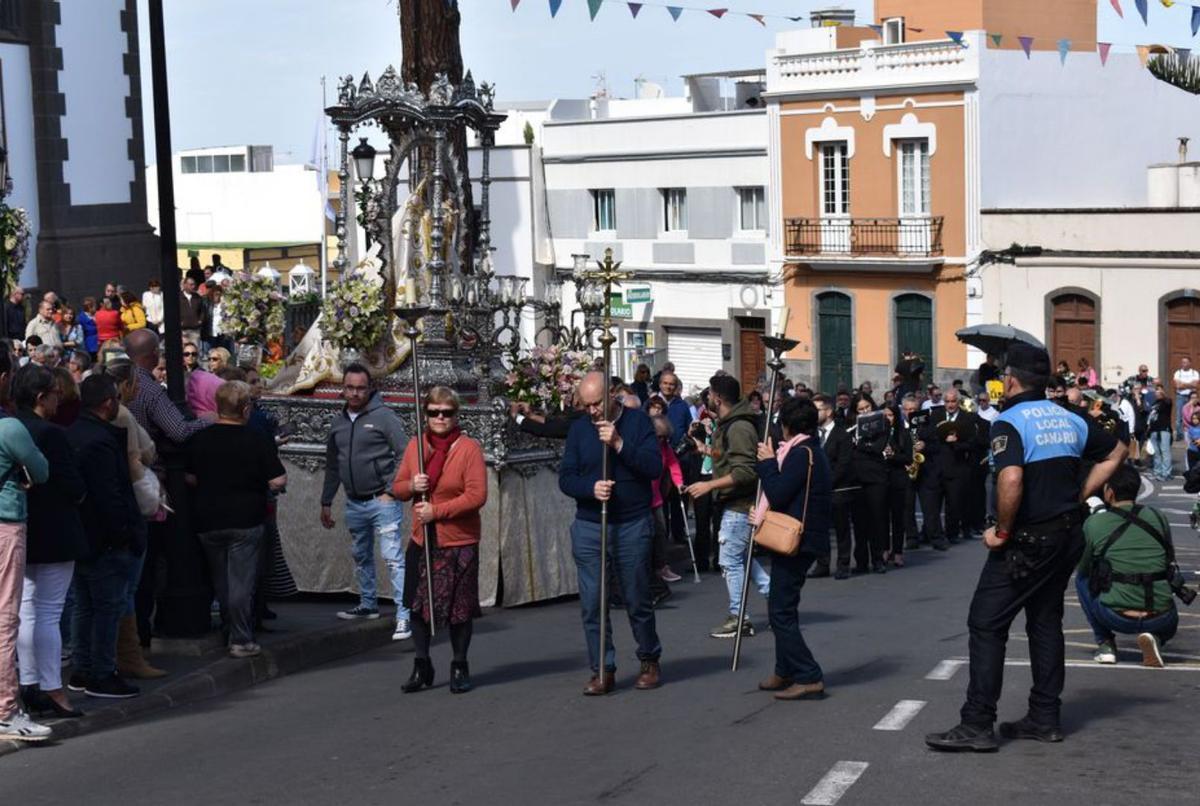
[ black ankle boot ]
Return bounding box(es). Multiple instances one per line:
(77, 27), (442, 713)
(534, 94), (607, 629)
(401, 658), (434, 693)
(450, 661), (473, 694)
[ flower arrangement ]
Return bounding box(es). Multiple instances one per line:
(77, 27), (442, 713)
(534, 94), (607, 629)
(222, 274), (285, 344)
(321, 276), (388, 351)
(0, 206), (31, 295)
(502, 345), (594, 411)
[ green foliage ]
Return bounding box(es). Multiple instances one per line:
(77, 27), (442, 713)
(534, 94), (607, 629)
(523, 121), (535, 145)
(1149, 53), (1200, 96)
(321, 277), (389, 351)
(223, 275), (286, 343)
(0, 206), (30, 295)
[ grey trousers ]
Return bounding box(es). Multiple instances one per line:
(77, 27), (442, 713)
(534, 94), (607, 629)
(198, 525), (263, 646)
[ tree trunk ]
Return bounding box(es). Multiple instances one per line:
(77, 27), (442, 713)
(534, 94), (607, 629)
(398, 0), (477, 271)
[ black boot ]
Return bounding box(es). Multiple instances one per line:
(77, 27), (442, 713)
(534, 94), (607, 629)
(450, 661), (473, 694)
(401, 658), (435, 693)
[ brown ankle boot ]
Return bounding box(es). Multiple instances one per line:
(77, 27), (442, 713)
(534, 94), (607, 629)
(116, 615), (168, 679)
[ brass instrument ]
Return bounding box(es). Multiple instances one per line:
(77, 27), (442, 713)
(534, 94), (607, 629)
(906, 450), (925, 481)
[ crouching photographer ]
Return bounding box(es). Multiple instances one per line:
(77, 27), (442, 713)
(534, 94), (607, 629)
(1076, 464), (1194, 668)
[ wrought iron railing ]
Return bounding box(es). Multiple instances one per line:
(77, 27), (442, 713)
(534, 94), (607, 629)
(284, 300), (320, 354)
(784, 217), (944, 258)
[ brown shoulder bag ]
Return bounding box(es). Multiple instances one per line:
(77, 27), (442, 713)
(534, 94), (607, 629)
(751, 446), (813, 556)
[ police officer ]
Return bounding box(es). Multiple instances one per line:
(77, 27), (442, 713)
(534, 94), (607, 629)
(926, 343), (1125, 752)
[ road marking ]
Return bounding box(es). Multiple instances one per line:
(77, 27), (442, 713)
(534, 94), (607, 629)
(925, 659), (965, 680)
(1155, 493), (1195, 498)
(801, 761), (869, 806)
(998, 658), (1200, 673)
(1139, 476), (1156, 501)
(873, 700), (927, 731)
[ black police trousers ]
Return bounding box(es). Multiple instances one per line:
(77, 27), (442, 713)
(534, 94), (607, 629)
(960, 524), (1084, 729)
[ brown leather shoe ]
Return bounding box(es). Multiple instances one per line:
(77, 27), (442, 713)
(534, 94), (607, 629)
(758, 674), (793, 691)
(634, 660), (661, 690)
(773, 681), (826, 701)
(583, 671), (615, 696)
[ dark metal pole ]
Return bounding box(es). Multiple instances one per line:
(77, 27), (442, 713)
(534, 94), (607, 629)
(148, 0), (183, 402)
(398, 305), (437, 636)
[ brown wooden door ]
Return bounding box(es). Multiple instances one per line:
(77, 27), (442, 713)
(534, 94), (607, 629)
(738, 318), (766, 393)
(1051, 294), (1097, 374)
(1167, 297), (1200, 372)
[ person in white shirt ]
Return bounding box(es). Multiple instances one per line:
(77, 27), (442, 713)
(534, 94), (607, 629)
(974, 392), (999, 424)
(921, 384), (943, 411)
(1172, 357), (1199, 439)
(142, 280), (164, 333)
(23, 301), (61, 349)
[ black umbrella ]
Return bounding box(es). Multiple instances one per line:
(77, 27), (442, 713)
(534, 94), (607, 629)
(955, 324), (1045, 358)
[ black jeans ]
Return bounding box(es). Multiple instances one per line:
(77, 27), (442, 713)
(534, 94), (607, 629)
(197, 525), (263, 646)
(918, 477), (944, 543)
(830, 494), (854, 569)
(904, 481), (920, 541)
(768, 552), (823, 684)
(941, 473), (969, 540)
(885, 472), (908, 555)
(961, 525), (1083, 728)
(691, 475), (717, 570)
(851, 483), (888, 568)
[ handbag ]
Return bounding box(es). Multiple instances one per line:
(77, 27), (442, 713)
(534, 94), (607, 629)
(752, 445), (813, 556)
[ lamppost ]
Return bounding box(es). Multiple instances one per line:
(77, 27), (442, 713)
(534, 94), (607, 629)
(351, 138), (377, 250)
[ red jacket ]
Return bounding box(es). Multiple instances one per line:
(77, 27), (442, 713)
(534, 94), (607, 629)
(392, 434), (487, 547)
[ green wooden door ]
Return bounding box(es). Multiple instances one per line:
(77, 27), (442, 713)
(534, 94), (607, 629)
(895, 294), (933, 367)
(818, 292), (853, 394)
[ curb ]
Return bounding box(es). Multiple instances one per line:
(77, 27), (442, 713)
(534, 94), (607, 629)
(1, 617), (395, 758)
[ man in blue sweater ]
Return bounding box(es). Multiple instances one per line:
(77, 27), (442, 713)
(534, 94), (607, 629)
(560, 372), (664, 695)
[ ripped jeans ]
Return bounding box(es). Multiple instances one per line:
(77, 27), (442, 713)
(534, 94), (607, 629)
(718, 509), (770, 618)
(345, 497), (408, 618)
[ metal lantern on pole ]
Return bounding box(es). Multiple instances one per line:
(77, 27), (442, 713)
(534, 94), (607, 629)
(256, 263), (282, 287)
(351, 137), (377, 182)
(288, 262), (314, 297)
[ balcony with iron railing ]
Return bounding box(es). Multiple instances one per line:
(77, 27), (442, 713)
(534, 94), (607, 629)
(784, 217), (944, 260)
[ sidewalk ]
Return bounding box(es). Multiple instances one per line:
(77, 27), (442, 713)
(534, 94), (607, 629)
(0, 597), (404, 758)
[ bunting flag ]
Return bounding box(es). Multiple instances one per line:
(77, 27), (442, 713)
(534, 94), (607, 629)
(707, 8), (727, 18)
(510, 0), (520, 9)
(989, 32), (1003, 46)
(1110, 0), (1124, 16)
(748, 13), (765, 26)
(1018, 35), (1034, 58)
(667, 5), (682, 20)
(1193, 6), (1200, 35)
(1137, 44), (1151, 65)
(588, 0), (602, 19)
(1135, 0), (1149, 23)
(946, 30), (965, 47)
(549, 0), (563, 17)
(1098, 41), (1113, 65)
(1161, 0), (1175, 7)
(1178, 47), (1192, 61)
(867, 24), (884, 35)
(1057, 38), (1071, 64)
(628, 2), (642, 17)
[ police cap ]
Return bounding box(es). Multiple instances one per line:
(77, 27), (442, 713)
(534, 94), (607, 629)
(1005, 342), (1051, 376)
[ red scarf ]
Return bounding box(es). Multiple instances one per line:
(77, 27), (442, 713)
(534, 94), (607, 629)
(424, 426), (462, 493)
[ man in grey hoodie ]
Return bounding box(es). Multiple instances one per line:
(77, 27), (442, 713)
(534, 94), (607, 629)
(319, 364), (411, 638)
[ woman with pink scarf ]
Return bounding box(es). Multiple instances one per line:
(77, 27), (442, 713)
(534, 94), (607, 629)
(750, 396), (832, 702)
(186, 369), (223, 421)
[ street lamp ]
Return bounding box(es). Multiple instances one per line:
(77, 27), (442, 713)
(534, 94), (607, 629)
(351, 138), (377, 182)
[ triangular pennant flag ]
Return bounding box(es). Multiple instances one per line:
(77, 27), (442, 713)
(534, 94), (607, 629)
(989, 33), (1003, 47)
(627, 2), (642, 17)
(1177, 47), (1193, 62)
(707, 8), (728, 18)
(1162, 0), (1175, 7)
(946, 30), (965, 47)
(1057, 38), (1071, 64)
(1110, 0), (1124, 16)
(549, 0), (563, 17)
(1098, 41), (1113, 65)
(868, 24), (884, 35)
(1018, 35), (1034, 58)
(1137, 45), (1151, 66)
(1193, 6), (1200, 36)
(1135, 0), (1149, 23)
(748, 13), (765, 26)
(587, 0), (602, 20)
(667, 6), (683, 21)
(511, 0), (521, 9)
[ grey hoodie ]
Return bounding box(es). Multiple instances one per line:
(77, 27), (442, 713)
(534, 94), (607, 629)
(321, 392), (409, 505)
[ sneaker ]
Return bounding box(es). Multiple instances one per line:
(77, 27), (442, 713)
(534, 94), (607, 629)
(229, 643), (262, 659)
(67, 672), (88, 692)
(658, 565), (683, 583)
(84, 673), (140, 700)
(337, 605), (380, 620)
(925, 723), (999, 753)
(710, 616), (754, 639)
(392, 618), (412, 641)
(833, 567), (850, 580)
(1094, 641), (1117, 665)
(998, 715), (1064, 743)
(1137, 632), (1165, 668)
(652, 588), (672, 608)
(0, 710), (52, 742)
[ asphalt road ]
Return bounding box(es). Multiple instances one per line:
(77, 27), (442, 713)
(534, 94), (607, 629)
(4, 476), (1200, 806)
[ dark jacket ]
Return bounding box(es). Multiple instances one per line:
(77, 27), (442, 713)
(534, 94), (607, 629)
(3, 299), (26, 342)
(320, 392), (408, 505)
(16, 410), (88, 564)
(559, 407), (662, 524)
(179, 290), (204, 330)
(883, 422), (915, 486)
(928, 408), (986, 479)
(756, 439), (832, 558)
(518, 409), (586, 440)
(710, 398), (761, 513)
(819, 422), (856, 501)
(67, 412), (146, 558)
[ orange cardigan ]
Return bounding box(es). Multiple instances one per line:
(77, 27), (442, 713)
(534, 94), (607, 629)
(392, 435), (487, 547)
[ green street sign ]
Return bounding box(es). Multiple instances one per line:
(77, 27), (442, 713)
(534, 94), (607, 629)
(608, 293), (633, 319)
(625, 286), (651, 304)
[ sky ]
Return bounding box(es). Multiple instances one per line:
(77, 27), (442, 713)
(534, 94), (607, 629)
(136, 0), (1198, 166)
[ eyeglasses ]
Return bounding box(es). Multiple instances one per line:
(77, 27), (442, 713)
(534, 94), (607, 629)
(183, 351), (197, 357)
(425, 408), (457, 419)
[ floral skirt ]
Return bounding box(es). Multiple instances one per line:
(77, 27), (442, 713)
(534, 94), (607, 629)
(406, 542), (481, 627)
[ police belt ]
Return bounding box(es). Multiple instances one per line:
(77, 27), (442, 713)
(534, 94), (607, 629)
(1013, 507), (1085, 540)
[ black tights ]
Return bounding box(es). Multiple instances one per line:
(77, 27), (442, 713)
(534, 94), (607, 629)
(411, 616), (473, 662)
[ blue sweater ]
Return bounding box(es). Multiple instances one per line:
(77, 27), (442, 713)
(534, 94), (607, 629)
(756, 440), (833, 558)
(559, 407), (662, 524)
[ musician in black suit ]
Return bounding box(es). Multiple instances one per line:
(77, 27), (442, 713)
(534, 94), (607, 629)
(812, 395), (855, 579)
(928, 389), (987, 543)
(850, 395), (890, 574)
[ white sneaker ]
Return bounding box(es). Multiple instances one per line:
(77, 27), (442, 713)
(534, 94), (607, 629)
(0, 710), (52, 742)
(229, 643), (262, 659)
(1094, 642), (1117, 664)
(393, 618), (412, 641)
(1137, 633), (1165, 668)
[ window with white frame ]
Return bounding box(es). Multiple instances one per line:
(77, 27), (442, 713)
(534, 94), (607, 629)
(591, 189), (616, 231)
(819, 143), (850, 217)
(883, 17), (905, 45)
(897, 140), (930, 216)
(737, 187), (767, 233)
(661, 188), (688, 233)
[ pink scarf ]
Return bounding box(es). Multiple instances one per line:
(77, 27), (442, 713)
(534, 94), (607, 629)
(752, 432), (811, 527)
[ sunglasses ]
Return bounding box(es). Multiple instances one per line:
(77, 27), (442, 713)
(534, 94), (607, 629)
(425, 408), (457, 419)
(183, 351), (197, 357)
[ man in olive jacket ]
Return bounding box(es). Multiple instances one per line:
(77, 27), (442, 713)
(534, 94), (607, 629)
(685, 374), (769, 639)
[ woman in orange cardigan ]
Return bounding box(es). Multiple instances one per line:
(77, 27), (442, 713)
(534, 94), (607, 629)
(393, 386), (487, 694)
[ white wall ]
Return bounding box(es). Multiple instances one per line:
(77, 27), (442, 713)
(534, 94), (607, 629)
(0, 42), (40, 287)
(542, 109), (765, 160)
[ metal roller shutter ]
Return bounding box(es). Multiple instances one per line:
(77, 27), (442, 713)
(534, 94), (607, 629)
(666, 327), (723, 394)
